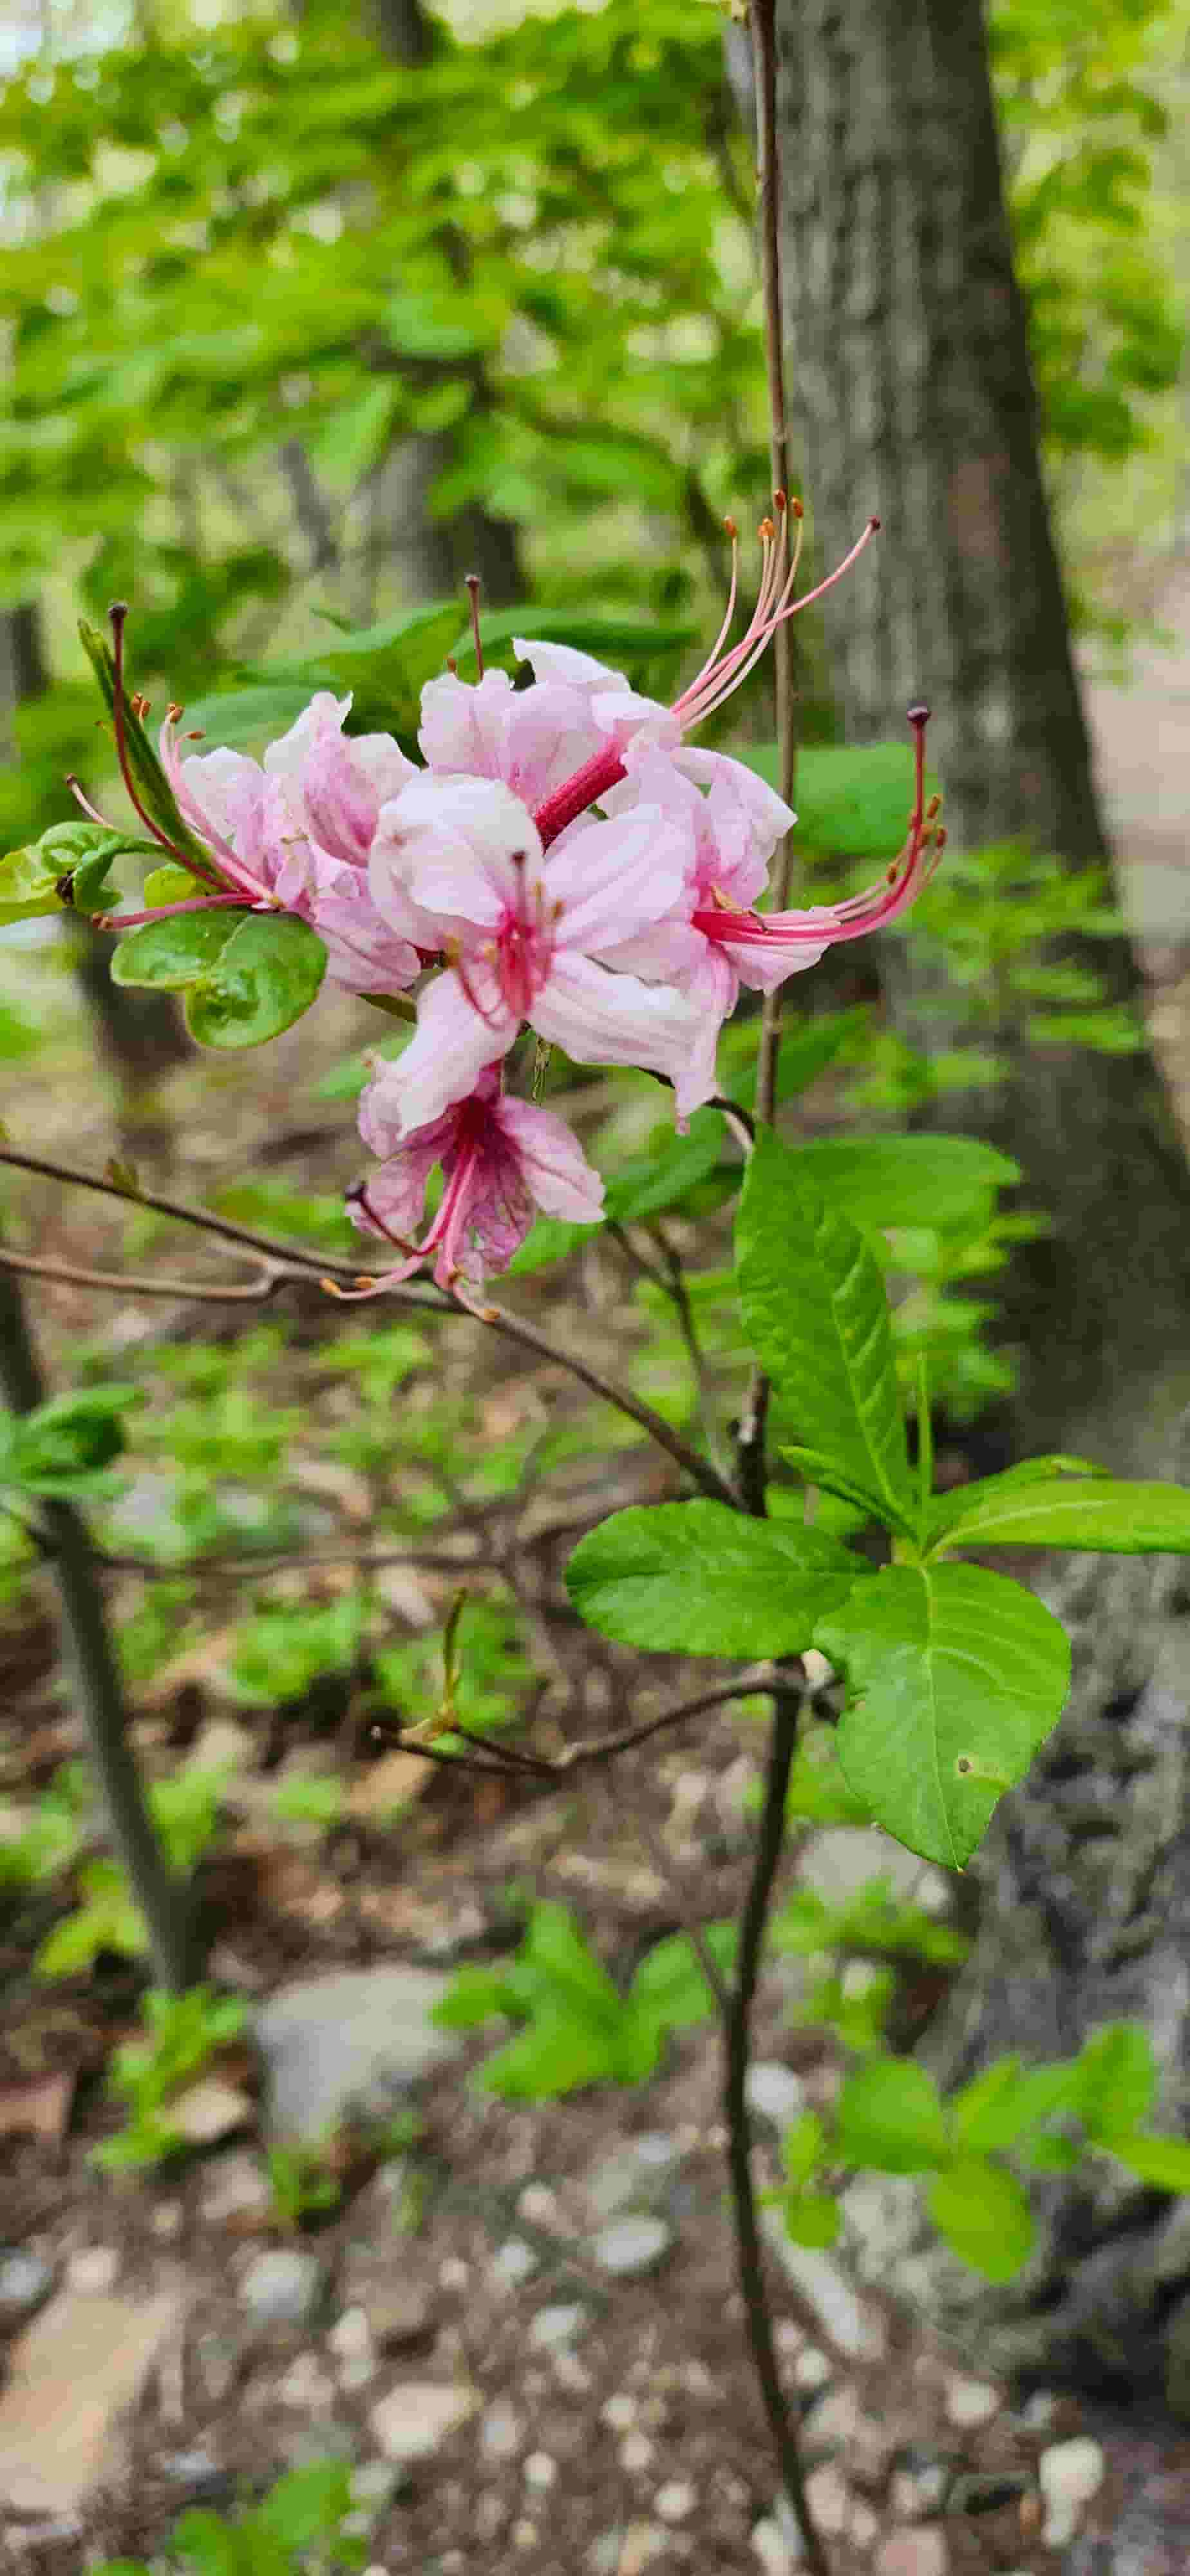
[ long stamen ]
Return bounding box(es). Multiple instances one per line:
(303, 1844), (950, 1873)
(465, 573), (484, 681)
(65, 775), (119, 831)
(95, 892), (252, 933)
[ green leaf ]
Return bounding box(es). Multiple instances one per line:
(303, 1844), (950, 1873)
(739, 741), (939, 860)
(184, 914), (327, 1050)
(507, 1216), (602, 1276)
(780, 2111), (827, 2186)
(791, 1135), (1019, 1235)
(779, 2192), (840, 2248)
(605, 1106), (726, 1225)
(835, 2057), (949, 2172)
(929, 1475), (1190, 1557)
(1073, 2022), (1157, 2143)
(1107, 2133), (1190, 2192)
(629, 1923), (737, 2032)
(458, 607), (696, 681)
(236, 603), (464, 737)
(180, 685), (314, 753)
(737, 1132), (914, 1531)
(77, 621), (210, 869)
(0, 843), (63, 923)
(111, 909), (247, 991)
(0, 821), (155, 925)
(927, 2157), (1035, 2280)
(144, 864), (207, 907)
(477, 2013), (633, 2101)
(565, 1499), (865, 1658)
(817, 1563), (1072, 1868)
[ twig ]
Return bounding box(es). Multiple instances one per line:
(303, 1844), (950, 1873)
(551, 1667), (797, 1771)
(724, 1691), (830, 2576)
(0, 1260), (198, 1991)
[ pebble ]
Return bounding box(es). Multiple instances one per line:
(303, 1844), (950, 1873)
(585, 2135), (681, 2221)
(517, 2183), (561, 2229)
(439, 2255), (469, 2292)
(751, 2515), (800, 2575)
(0, 2251), (53, 2327)
(655, 2480), (696, 2523)
(618, 2525), (668, 2576)
(64, 2247), (119, 2296)
(552, 2349), (593, 2394)
(601, 2392), (637, 2430)
(1039, 2436), (1104, 2548)
(524, 2451), (558, 2492)
(1020, 2389), (1057, 2428)
(805, 2465), (850, 2536)
(942, 2372), (1001, 2430)
(352, 2460), (404, 2514)
(590, 2216), (673, 2278)
(200, 2149), (272, 2227)
(255, 1964), (461, 2141)
(890, 2460), (949, 2521)
(851, 2501), (880, 2548)
(370, 2380), (480, 2465)
(491, 2237), (538, 2290)
(874, 2532), (949, 2576)
(328, 2307), (373, 2363)
(794, 2346), (833, 2391)
(364, 2281), (433, 2352)
(169, 2076), (252, 2147)
(746, 2063), (806, 2128)
(806, 2383), (860, 2447)
(277, 2352), (335, 2412)
(512, 2520), (538, 2551)
(619, 2430), (656, 2474)
(238, 2249), (324, 2329)
(761, 2230), (885, 2359)
(151, 2204), (184, 2240)
(480, 2396), (523, 2461)
(159, 2448), (224, 2495)
(475, 2492), (507, 2543)
(529, 2302), (589, 2352)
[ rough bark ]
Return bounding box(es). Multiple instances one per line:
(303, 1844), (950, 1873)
(771, 0), (1190, 2420)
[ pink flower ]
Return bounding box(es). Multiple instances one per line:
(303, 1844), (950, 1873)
(368, 773), (704, 1132)
(156, 696), (427, 994)
(419, 639), (630, 810)
(348, 1063), (604, 1292)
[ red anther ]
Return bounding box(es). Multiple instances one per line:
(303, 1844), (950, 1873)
(906, 701), (930, 726)
(166, 701), (183, 723)
(926, 793), (941, 819)
(934, 826), (947, 852)
(724, 515), (738, 539)
(446, 654), (458, 676)
(465, 572), (484, 681)
(790, 496), (805, 519)
(887, 865), (900, 884)
(758, 515), (775, 542)
(773, 487), (787, 511)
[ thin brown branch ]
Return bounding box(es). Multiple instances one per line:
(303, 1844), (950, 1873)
(0, 1245), (287, 1303)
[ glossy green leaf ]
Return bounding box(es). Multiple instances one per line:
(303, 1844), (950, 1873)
(565, 1499), (865, 1658)
(457, 607), (696, 680)
(737, 1131), (913, 1531)
(779, 2192), (840, 2248)
(1073, 2022), (1157, 2143)
(184, 914), (327, 1050)
(143, 865), (211, 908)
(111, 909), (247, 990)
(791, 1135), (1019, 1234)
(835, 2057), (949, 2172)
(739, 741), (939, 860)
(1107, 2134), (1190, 2192)
(929, 1475), (1190, 1556)
(0, 844), (66, 923)
(927, 2156), (1035, 2280)
(77, 622), (210, 869)
(604, 1108), (726, 1226)
(507, 1216), (602, 1275)
(180, 685), (315, 753)
(817, 1563), (1072, 1868)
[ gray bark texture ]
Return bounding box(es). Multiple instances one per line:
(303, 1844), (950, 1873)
(771, 0), (1190, 2422)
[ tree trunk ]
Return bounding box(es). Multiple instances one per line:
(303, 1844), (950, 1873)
(772, 0), (1190, 2420)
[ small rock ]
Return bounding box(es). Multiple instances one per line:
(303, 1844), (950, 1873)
(752, 2515), (801, 2574)
(585, 2135), (681, 2221)
(551, 2349), (592, 2394)
(591, 2216), (673, 2278)
(1039, 2437), (1104, 2548)
(762, 2226), (885, 2358)
(328, 2306), (373, 2364)
(170, 2077), (252, 2148)
(806, 2383), (860, 2447)
(277, 2351), (335, 2411)
(475, 2492), (507, 2543)
(529, 2303), (589, 2352)
(0, 2285), (186, 2512)
(200, 2149), (272, 2228)
(481, 2396), (523, 2461)
(794, 2347), (832, 2391)
(160, 2447), (224, 2496)
(256, 1965), (462, 2142)
(805, 2466), (850, 2536)
(746, 2063), (806, 2128)
(64, 2246), (120, 2297)
(889, 2460), (949, 2522)
(491, 2238), (538, 2290)
(370, 2380), (480, 2464)
(618, 2524), (668, 2576)
(364, 2281), (433, 2353)
(238, 2249), (324, 2329)
(1019, 2389), (1057, 2429)
(601, 2392), (637, 2430)
(619, 2430), (656, 2473)
(517, 2182), (561, 2229)
(874, 2532), (948, 2576)
(439, 2255), (469, 2292)
(512, 2519), (539, 2550)
(151, 2204), (184, 2240)
(524, 2451), (558, 2491)
(942, 2372), (1001, 2430)
(351, 2459), (403, 2515)
(851, 2501), (880, 2548)
(0, 2252), (53, 2327)
(656, 2480), (696, 2522)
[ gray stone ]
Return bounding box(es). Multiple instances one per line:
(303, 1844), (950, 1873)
(942, 2372), (1001, 2430)
(238, 2249), (325, 2328)
(655, 2481), (696, 2522)
(363, 2280), (434, 2352)
(524, 2451), (558, 2491)
(761, 2222), (885, 2358)
(159, 2448), (228, 2500)
(480, 2395), (523, 2460)
(1039, 2438), (1104, 2549)
(200, 2148), (272, 2227)
(0, 2252), (53, 2327)
(0, 2284), (187, 2512)
(745, 2064), (806, 2129)
(590, 2216), (674, 2278)
(256, 1965), (461, 2141)
(491, 2237), (538, 2290)
(369, 2380), (480, 2464)
(528, 2302), (589, 2351)
(64, 2246), (119, 2297)
(351, 2459), (405, 2517)
(586, 2134), (681, 2221)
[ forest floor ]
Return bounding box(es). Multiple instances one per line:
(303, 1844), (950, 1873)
(1, 573), (1190, 2574)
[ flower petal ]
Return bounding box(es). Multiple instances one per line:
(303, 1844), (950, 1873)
(495, 1097), (606, 1225)
(529, 952), (707, 1100)
(392, 967), (518, 1133)
(513, 638), (628, 695)
(375, 775), (543, 933)
(419, 668), (516, 778)
(545, 807), (692, 953)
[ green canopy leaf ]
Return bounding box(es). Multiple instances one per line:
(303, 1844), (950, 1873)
(816, 1562), (1072, 1868)
(737, 1131), (914, 1531)
(565, 1499), (865, 1658)
(927, 2156), (1035, 2280)
(835, 2057), (949, 2172)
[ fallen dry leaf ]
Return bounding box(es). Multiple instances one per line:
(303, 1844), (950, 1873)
(0, 2070), (74, 2146)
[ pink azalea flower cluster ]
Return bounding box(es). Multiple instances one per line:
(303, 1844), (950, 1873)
(105, 508), (944, 1295)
